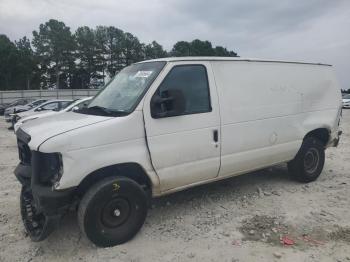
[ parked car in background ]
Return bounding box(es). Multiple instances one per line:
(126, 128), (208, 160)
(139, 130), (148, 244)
(0, 103), (9, 115)
(11, 99), (73, 126)
(342, 94), (350, 108)
(14, 97), (92, 132)
(3, 98), (34, 119)
(11, 99), (48, 114)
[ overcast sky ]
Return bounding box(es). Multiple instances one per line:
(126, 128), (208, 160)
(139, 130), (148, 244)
(0, 0), (349, 88)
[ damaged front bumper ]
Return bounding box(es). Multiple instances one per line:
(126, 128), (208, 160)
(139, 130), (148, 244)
(14, 151), (75, 241)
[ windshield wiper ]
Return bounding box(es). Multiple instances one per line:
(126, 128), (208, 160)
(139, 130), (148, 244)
(77, 105), (128, 116)
(88, 105), (112, 113)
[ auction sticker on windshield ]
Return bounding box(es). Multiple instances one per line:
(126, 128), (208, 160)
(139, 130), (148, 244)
(134, 71), (153, 78)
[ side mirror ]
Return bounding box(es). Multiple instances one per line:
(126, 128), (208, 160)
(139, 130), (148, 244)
(35, 107), (42, 112)
(72, 106), (79, 112)
(151, 89), (186, 118)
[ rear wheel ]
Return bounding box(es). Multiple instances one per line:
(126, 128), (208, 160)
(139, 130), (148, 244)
(77, 176), (148, 247)
(288, 137), (325, 182)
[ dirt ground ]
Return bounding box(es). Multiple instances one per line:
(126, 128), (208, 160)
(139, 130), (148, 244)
(0, 111), (349, 262)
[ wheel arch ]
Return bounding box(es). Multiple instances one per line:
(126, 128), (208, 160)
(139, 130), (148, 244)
(76, 162), (153, 198)
(304, 127), (330, 146)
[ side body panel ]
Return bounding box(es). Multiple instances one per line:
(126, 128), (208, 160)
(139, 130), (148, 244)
(211, 61), (341, 178)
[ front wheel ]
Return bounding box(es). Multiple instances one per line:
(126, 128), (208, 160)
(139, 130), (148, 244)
(77, 176), (148, 247)
(288, 137), (325, 182)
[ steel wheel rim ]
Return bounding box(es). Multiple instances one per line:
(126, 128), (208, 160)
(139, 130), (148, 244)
(304, 148), (320, 174)
(101, 198), (131, 228)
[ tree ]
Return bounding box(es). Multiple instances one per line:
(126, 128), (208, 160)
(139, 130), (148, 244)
(32, 19), (76, 89)
(75, 26), (102, 88)
(94, 26), (126, 78)
(171, 41), (192, 56)
(0, 35), (19, 89)
(15, 37), (37, 89)
(0, 19), (239, 90)
(122, 32), (143, 66)
(214, 46), (237, 57)
(190, 39), (215, 56)
(171, 39), (237, 57)
(144, 41), (168, 59)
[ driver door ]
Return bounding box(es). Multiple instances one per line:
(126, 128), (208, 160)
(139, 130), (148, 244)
(143, 62), (221, 192)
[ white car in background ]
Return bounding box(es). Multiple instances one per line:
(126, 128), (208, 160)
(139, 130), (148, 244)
(342, 94), (350, 108)
(11, 99), (48, 114)
(12, 99), (73, 127)
(4, 98), (37, 122)
(14, 97), (92, 132)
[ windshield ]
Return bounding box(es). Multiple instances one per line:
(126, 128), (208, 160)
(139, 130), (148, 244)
(343, 94), (350, 99)
(82, 61), (166, 116)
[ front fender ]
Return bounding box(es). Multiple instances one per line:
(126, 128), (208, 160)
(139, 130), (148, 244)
(55, 137), (160, 193)
(38, 111), (160, 195)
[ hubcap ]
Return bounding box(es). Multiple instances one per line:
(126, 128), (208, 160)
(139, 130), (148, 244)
(304, 148), (320, 174)
(101, 198), (131, 228)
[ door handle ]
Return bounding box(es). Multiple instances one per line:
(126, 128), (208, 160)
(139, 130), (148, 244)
(213, 129), (218, 142)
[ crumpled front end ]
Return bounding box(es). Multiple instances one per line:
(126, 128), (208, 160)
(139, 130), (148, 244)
(14, 128), (75, 241)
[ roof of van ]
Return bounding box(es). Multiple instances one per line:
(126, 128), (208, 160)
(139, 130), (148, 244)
(138, 57), (332, 66)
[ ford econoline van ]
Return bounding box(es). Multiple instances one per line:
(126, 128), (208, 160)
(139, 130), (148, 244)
(14, 57), (342, 247)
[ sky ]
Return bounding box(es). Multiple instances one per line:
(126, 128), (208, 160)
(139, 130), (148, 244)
(0, 0), (349, 89)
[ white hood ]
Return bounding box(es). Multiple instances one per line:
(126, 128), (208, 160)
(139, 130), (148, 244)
(14, 111), (59, 132)
(20, 112), (112, 150)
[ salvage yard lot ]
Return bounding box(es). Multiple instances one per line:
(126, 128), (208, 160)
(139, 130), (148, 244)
(0, 112), (349, 262)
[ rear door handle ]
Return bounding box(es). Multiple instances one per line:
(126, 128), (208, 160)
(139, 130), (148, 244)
(213, 129), (218, 142)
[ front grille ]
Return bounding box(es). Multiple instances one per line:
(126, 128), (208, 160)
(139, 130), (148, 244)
(16, 128), (32, 165)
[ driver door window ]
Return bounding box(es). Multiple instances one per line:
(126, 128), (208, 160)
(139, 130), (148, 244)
(155, 65), (211, 117)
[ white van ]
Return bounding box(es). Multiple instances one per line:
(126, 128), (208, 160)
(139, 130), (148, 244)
(14, 57), (342, 247)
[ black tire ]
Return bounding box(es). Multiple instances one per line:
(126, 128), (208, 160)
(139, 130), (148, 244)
(77, 176), (148, 247)
(288, 137), (325, 182)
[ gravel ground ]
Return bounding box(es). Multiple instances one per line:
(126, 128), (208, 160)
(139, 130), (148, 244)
(0, 111), (349, 262)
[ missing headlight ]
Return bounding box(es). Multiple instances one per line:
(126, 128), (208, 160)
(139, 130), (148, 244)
(38, 152), (63, 186)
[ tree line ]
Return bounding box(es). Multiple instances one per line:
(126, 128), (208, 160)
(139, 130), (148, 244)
(0, 19), (238, 90)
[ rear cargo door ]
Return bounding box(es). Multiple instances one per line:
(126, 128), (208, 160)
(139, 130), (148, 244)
(143, 61), (221, 192)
